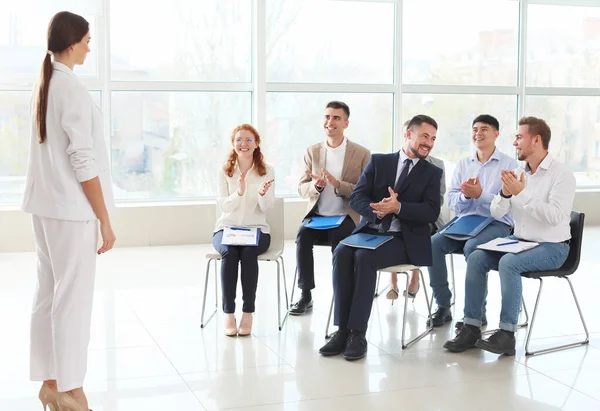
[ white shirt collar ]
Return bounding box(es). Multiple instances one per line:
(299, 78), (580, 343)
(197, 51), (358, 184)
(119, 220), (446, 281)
(52, 61), (76, 76)
(399, 148), (419, 166)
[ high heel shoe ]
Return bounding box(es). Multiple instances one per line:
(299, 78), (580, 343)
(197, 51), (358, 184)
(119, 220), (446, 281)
(238, 313), (253, 336)
(38, 385), (59, 411)
(386, 287), (399, 305)
(402, 282), (420, 300)
(56, 392), (91, 411)
(224, 314), (237, 337)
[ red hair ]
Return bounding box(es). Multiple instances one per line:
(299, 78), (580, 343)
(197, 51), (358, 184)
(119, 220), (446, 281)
(223, 124), (267, 177)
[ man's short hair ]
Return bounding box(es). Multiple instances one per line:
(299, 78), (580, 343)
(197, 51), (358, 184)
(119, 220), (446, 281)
(472, 114), (500, 131)
(407, 114), (438, 132)
(326, 101), (350, 119)
(519, 116), (551, 150)
(402, 120), (410, 129)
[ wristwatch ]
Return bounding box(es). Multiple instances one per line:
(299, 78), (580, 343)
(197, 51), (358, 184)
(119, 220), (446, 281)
(499, 189), (512, 199)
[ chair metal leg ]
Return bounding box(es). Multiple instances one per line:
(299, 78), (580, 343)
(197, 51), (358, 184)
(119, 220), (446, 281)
(289, 267), (298, 307)
(519, 296), (529, 328)
(401, 269), (434, 349)
(525, 277), (590, 356)
(325, 295), (334, 339)
(449, 254), (456, 306)
(374, 271), (389, 298)
(278, 257), (290, 330)
(201, 258), (218, 328)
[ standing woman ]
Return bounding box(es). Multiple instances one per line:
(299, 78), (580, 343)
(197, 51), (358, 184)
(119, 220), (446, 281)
(213, 124), (275, 337)
(22, 11), (116, 411)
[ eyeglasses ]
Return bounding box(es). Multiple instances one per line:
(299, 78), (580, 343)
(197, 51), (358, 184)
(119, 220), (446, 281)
(235, 137), (256, 144)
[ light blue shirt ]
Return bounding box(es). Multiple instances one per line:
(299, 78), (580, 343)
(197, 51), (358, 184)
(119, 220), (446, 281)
(447, 148), (518, 227)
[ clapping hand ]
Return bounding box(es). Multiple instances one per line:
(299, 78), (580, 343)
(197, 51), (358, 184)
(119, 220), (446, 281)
(258, 179), (274, 196)
(370, 187), (401, 218)
(501, 170), (525, 196)
(321, 168), (341, 189)
(460, 177), (482, 199)
(237, 170), (249, 196)
(309, 172), (327, 189)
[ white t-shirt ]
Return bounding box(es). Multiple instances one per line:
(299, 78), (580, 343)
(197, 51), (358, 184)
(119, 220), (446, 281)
(317, 137), (347, 216)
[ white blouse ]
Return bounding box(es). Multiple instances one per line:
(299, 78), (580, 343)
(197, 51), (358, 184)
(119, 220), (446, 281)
(22, 62), (115, 221)
(214, 163), (275, 234)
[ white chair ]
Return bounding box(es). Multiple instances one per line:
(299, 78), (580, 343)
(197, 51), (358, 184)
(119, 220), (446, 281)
(325, 264), (434, 349)
(200, 198), (290, 331)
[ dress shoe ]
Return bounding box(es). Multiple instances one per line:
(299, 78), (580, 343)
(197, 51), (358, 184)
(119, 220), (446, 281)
(319, 329), (350, 356)
(455, 313), (488, 330)
(426, 307), (452, 327)
(289, 296), (313, 315)
(38, 384), (59, 411)
(475, 329), (516, 356)
(443, 324), (481, 352)
(343, 331), (368, 361)
(238, 312), (253, 336)
(224, 314), (237, 337)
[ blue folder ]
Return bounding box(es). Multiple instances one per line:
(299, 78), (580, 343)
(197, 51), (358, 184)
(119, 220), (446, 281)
(439, 215), (494, 240)
(303, 215), (346, 230)
(340, 233), (394, 250)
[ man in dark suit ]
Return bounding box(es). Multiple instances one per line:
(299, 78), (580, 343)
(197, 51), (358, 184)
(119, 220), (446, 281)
(319, 115), (442, 361)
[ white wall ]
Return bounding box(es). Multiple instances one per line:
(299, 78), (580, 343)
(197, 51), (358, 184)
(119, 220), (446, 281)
(2, 191), (599, 253)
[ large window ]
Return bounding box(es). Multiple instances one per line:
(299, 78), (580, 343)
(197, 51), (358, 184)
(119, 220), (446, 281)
(110, 0), (251, 82)
(266, 0), (395, 84)
(111, 91), (251, 199)
(402, 0), (519, 86)
(527, 96), (600, 187)
(2, 0), (600, 205)
(527, 4), (600, 88)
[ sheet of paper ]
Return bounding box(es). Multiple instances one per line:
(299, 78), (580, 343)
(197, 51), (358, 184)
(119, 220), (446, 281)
(477, 237), (539, 254)
(222, 227), (260, 246)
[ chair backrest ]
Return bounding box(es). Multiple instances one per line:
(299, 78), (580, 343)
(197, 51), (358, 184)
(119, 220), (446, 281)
(562, 211), (585, 275)
(264, 197), (284, 254)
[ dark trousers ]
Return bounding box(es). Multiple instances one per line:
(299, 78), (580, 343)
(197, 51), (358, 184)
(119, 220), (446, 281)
(212, 230), (271, 313)
(332, 230), (409, 332)
(295, 215), (355, 291)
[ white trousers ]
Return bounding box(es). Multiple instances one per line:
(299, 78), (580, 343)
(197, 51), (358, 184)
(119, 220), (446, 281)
(29, 215), (98, 392)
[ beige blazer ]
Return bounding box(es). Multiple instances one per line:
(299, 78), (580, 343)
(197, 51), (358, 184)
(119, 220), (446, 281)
(298, 139), (371, 225)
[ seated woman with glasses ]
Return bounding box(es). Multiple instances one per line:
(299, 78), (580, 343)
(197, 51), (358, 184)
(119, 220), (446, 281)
(213, 124), (275, 336)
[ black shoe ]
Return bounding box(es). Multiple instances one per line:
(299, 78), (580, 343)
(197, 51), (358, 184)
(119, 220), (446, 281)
(455, 314), (488, 330)
(475, 329), (516, 356)
(319, 329), (350, 356)
(343, 331), (368, 361)
(426, 307), (452, 327)
(443, 325), (482, 352)
(289, 295), (313, 315)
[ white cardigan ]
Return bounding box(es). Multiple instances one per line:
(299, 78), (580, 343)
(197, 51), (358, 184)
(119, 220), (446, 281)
(22, 62), (115, 221)
(214, 163), (275, 234)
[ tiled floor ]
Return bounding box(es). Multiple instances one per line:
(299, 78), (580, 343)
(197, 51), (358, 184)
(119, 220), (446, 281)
(2, 228), (600, 410)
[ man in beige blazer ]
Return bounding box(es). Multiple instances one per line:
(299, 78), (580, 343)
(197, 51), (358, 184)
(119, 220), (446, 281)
(290, 101), (371, 315)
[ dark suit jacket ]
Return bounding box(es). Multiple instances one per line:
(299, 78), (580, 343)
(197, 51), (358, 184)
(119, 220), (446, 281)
(349, 152), (442, 267)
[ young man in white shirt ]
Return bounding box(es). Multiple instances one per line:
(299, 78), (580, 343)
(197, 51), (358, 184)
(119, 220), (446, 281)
(290, 101), (371, 315)
(444, 117), (575, 355)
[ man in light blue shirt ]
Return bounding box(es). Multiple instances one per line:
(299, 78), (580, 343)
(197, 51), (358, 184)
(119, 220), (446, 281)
(427, 114), (518, 328)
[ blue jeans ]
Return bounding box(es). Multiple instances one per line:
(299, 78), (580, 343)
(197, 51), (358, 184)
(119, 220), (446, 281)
(464, 236), (569, 332)
(428, 220), (512, 308)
